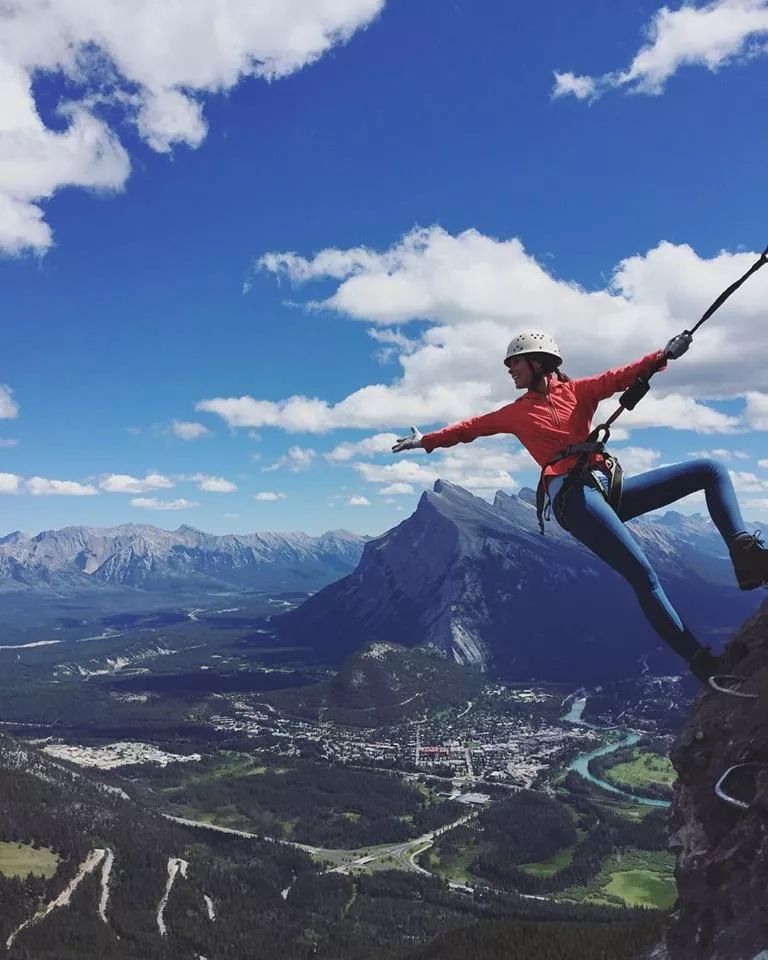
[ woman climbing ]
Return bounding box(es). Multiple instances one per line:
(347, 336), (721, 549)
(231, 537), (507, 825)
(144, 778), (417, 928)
(392, 331), (768, 682)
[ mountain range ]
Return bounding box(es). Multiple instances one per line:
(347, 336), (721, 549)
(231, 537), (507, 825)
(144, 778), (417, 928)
(0, 524), (366, 594)
(276, 480), (763, 682)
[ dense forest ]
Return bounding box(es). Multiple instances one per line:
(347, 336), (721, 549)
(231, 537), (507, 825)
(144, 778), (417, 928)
(0, 735), (669, 959)
(432, 776), (668, 896)
(122, 754), (460, 847)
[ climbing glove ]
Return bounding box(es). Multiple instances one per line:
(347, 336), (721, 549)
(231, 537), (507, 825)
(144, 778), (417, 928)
(392, 427), (423, 453)
(664, 330), (693, 360)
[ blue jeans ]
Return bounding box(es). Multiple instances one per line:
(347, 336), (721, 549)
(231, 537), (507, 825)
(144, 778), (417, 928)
(548, 458), (745, 662)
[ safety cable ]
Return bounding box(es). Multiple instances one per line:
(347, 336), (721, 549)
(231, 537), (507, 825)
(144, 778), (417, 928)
(592, 242), (768, 442)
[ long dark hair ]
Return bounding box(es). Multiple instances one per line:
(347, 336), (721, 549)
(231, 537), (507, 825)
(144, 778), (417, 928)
(527, 352), (571, 385)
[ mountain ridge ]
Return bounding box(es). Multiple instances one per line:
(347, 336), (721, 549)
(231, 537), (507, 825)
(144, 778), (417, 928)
(0, 523), (367, 594)
(276, 480), (762, 683)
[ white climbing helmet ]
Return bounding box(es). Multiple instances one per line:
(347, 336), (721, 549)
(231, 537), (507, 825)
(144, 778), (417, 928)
(503, 330), (562, 368)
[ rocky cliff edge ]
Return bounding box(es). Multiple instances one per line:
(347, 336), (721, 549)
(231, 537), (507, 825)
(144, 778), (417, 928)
(653, 599), (768, 960)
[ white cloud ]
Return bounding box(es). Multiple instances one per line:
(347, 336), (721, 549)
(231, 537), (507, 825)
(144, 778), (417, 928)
(171, 420), (211, 440)
(367, 327), (421, 364)
(26, 477), (98, 496)
(609, 447), (662, 475)
(189, 474), (237, 493)
(553, 0), (768, 101)
(758, 459), (768, 468)
(348, 495), (370, 506)
(0, 473), (20, 493)
(100, 473), (174, 494)
(325, 433), (398, 462)
(0, 438), (19, 447)
(0, 0), (385, 254)
(552, 71), (597, 101)
(263, 445), (316, 472)
(689, 447), (750, 460)
(744, 392), (768, 429)
(595, 393), (741, 435)
(209, 229), (768, 443)
(353, 438), (530, 497)
(379, 482), (415, 495)
(0, 386), (19, 419)
(254, 491), (287, 501)
(131, 497), (197, 510)
(728, 470), (768, 493)
(197, 383), (487, 433)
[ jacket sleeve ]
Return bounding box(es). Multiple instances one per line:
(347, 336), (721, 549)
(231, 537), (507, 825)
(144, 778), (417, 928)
(574, 350), (667, 408)
(421, 404), (520, 453)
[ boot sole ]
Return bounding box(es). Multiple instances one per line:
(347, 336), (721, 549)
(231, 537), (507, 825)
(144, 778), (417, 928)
(738, 580), (762, 591)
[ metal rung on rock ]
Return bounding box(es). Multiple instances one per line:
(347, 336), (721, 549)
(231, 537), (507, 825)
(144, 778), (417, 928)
(708, 675), (759, 700)
(714, 763), (766, 811)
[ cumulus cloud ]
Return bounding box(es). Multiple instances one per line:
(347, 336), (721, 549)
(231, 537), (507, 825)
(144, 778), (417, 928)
(758, 459), (768, 468)
(553, 0), (768, 101)
(0, 0), (385, 254)
(552, 72), (597, 101)
(347, 495), (370, 506)
(0, 386), (19, 419)
(263, 445), (316, 472)
(131, 497), (197, 510)
(254, 491), (287, 501)
(594, 393), (741, 435)
(728, 470), (768, 492)
(609, 447), (662, 475)
(353, 438), (531, 497)
(689, 447), (750, 460)
(744, 392), (768, 429)
(379, 482), (415, 495)
(0, 438), (19, 447)
(100, 473), (174, 494)
(197, 383), (487, 433)
(325, 433), (398, 462)
(0, 473), (20, 493)
(208, 229), (767, 444)
(188, 474), (237, 492)
(171, 420), (211, 440)
(26, 477), (98, 496)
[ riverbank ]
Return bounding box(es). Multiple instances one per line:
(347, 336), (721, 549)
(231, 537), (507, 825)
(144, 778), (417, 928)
(562, 697), (670, 810)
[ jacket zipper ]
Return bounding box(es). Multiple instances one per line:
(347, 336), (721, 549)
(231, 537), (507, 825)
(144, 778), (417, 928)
(546, 388), (561, 427)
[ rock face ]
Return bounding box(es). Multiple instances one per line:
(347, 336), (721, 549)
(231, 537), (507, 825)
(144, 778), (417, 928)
(0, 523), (366, 594)
(277, 479), (760, 682)
(659, 600), (768, 960)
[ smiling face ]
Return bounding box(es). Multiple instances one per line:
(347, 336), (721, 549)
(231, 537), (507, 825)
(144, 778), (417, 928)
(505, 354), (542, 390)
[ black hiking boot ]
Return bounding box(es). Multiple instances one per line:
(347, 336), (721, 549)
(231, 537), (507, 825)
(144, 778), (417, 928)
(688, 640), (749, 684)
(729, 531), (768, 590)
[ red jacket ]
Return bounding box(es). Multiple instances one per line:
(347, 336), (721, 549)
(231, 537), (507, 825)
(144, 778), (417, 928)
(421, 351), (666, 485)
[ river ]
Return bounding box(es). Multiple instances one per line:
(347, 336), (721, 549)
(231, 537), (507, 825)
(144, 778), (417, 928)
(562, 697), (670, 809)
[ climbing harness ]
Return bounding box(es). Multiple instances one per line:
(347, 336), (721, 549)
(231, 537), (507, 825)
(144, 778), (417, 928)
(537, 242), (768, 535)
(535, 441), (622, 534)
(708, 675), (759, 700)
(714, 762), (767, 812)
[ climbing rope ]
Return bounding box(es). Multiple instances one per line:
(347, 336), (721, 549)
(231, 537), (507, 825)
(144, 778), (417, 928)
(596, 242), (768, 443)
(536, 242), (768, 535)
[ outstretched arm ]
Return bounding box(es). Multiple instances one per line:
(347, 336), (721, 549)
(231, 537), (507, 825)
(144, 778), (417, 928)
(576, 349), (667, 407)
(419, 404), (520, 453)
(576, 332), (691, 408)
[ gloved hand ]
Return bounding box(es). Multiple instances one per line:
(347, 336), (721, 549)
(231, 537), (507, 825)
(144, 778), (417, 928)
(392, 427), (423, 453)
(664, 330), (693, 360)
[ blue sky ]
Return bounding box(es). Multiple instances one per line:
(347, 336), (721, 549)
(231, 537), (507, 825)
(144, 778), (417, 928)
(2, 0), (768, 536)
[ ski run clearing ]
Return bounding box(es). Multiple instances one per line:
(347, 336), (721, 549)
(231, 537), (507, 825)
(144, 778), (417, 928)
(6, 848), (215, 948)
(157, 857), (189, 937)
(6, 847), (111, 949)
